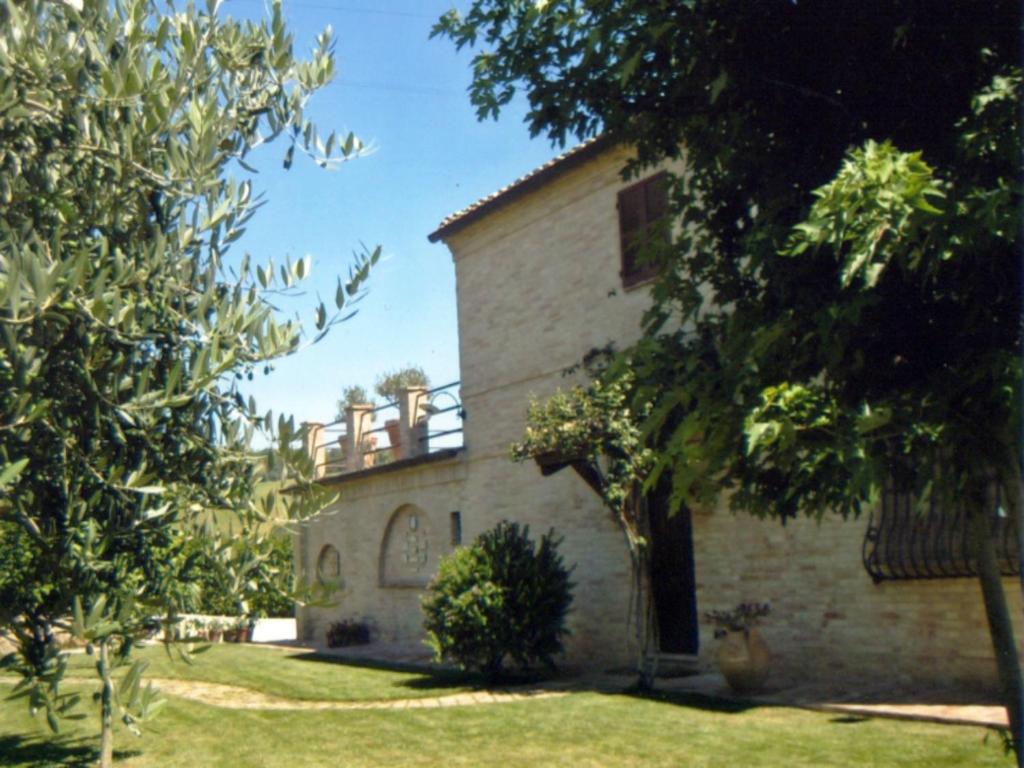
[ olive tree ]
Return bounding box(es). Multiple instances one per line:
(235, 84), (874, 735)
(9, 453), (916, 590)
(0, 0), (375, 764)
(375, 365), (430, 402)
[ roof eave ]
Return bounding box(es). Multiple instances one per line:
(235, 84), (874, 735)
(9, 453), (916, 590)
(427, 134), (615, 244)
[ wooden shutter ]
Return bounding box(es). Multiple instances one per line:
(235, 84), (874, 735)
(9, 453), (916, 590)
(618, 172), (668, 287)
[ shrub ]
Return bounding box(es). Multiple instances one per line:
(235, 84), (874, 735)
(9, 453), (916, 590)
(422, 522), (573, 681)
(326, 618), (373, 648)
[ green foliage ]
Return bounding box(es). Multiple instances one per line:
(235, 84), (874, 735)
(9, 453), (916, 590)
(175, 532), (295, 619)
(788, 141), (945, 288)
(0, 0), (375, 758)
(511, 373), (652, 549)
(704, 602), (771, 635)
(336, 384), (375, 419)
(0, 521), (37, 629)
(245, 533), (297, 619)
(422, 522), (573, 681)
(374, 365), (430, 403)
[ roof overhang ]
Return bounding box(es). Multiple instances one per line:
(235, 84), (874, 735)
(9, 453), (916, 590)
(428, 134), (614, 244)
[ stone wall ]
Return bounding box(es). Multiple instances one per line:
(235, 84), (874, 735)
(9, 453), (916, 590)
(296, 455), (466, 647)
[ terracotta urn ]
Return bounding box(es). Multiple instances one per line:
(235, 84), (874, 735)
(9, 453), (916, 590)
(715, 628), (771, 693)
(384, 419), (403, 460)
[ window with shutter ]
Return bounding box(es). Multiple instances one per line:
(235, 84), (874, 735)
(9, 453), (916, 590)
(617, 171), (669, 288)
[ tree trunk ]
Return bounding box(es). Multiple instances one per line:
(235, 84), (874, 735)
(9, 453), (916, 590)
(1004, 461), (1024, 766)
(98, 639), (114, 768)
(1007, 461), (1024, 620)
(635, 547), (659, 690)
(970, 504), (1023, 762)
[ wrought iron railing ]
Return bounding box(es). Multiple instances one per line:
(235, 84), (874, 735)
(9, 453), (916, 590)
(417, 381), (466, 451)
(862, 481), (1020, 582)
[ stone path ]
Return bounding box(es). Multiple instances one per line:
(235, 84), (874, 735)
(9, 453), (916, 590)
(144, 678), (568, 711)
(0, 675), (567, 712)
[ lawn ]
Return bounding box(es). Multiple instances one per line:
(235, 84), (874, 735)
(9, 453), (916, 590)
(0, 646), (1011, 767)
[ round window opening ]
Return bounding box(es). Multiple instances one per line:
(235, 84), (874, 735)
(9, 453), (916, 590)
(316, 545), (341, 585)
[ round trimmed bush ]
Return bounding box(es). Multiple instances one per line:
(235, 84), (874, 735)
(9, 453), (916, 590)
(421, 521), (573, 681)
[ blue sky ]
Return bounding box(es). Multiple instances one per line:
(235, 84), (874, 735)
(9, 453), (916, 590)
(223, 0), (565, 434)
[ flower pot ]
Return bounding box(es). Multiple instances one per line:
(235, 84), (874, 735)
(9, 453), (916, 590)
(384, 419), (403, 460)
(715, 628), (771, 694)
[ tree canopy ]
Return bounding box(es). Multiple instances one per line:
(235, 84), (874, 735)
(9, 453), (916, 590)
(436, 0), (1023, 751)
(0, 0), (373, 762)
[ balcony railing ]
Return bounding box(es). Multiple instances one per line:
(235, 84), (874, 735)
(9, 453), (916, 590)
(305, 381), (463, 478)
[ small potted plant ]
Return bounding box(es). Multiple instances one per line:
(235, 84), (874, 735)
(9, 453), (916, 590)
(238, 616), (255, 643)
(223, 617), (251, 643)
(705, 602), (771, 693)
(206, 618), (225, 644)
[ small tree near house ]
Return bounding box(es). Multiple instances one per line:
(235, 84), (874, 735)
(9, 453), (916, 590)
(336, 384), (375, 420)
(511, 373), (660, 683)
(375, 365), (430, 403)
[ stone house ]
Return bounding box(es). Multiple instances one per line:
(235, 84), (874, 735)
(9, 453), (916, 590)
(296, 136), (1021, 688)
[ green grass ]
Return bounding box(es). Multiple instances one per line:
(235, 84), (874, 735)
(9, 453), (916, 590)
(58, 644), (476, 702)
(0, 646), (1012, 767)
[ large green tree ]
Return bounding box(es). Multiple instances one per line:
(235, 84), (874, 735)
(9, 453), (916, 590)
(435, 0), (1023, 754)
(0, 0), (374, 764)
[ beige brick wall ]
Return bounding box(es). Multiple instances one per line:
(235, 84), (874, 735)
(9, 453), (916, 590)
(693, 508), (1023, 690)
(450, 144), (675, 403)
(443, 145), (686, 669)
(296, 456), (467, 647)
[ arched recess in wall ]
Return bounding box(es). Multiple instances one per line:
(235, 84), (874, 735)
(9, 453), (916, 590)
(379, 504), (433, 588)
(316, 544), (343, 588)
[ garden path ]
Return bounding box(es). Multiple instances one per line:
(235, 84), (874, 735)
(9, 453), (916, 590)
(0, 676), (570, 711)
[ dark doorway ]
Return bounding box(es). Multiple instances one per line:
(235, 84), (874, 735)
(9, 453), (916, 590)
(647, 484), (699, 655)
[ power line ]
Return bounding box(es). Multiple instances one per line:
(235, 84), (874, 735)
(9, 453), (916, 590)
(224, 0), (436, 19)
